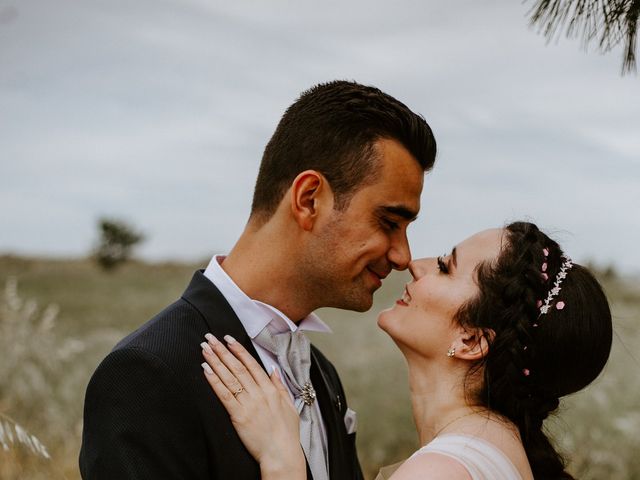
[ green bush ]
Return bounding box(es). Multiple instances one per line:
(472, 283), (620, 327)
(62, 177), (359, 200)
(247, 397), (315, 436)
(94, 218), (144, 270)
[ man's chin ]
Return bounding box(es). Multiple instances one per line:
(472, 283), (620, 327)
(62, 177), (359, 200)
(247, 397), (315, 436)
(351, 303), (372, 313)
(334, 293), (374, 312)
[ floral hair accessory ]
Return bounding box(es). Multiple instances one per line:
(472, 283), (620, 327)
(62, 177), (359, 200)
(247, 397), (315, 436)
(538, 255), (573, 316)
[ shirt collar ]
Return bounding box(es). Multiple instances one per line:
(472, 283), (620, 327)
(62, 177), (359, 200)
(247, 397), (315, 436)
(203, 255), (332, 338)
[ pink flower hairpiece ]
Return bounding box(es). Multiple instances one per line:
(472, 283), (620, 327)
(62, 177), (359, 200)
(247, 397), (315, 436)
(538, 254), (573, 316)
(524, 252), (573, 375)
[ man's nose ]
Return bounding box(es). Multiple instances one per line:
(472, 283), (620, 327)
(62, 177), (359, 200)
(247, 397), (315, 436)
(388, 233), (412, 270)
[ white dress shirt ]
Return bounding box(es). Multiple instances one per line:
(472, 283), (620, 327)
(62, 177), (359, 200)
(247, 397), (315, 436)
(203, 255), (332, 459)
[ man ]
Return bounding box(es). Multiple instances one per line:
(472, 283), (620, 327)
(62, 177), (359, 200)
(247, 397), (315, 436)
(79, 80), (436, 479)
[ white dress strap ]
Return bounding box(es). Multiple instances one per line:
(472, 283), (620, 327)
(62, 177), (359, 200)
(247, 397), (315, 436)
(410, 434), (523, 480)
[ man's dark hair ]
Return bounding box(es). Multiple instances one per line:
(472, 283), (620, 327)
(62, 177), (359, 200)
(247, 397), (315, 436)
(250, 80), (437, 221)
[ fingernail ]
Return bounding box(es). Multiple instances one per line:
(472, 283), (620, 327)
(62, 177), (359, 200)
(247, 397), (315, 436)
(201, 342), (213, 355)
(223, 335), (236, 345)
(201, 362), (213, 375)
(205, 333), (221, 345)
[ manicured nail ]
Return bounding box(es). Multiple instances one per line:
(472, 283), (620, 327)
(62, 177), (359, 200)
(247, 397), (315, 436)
(201, 342), (213, 355)
(223, 335), (236, 345)
(201, 362), (213, 375)
(205, 333), (221, 345)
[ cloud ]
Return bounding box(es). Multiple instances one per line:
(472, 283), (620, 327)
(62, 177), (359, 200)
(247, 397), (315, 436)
(1, 0), (638, 272)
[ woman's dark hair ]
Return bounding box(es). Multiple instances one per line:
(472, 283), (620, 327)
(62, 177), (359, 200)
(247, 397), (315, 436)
(455, 221), (613, 479)
(250, 80), (437, 221)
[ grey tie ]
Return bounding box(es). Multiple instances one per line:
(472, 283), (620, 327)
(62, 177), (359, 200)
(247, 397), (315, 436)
(255, 327), (329, 480)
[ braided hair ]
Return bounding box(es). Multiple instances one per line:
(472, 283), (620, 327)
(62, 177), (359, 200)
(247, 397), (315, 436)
(455, 222), (612, 479)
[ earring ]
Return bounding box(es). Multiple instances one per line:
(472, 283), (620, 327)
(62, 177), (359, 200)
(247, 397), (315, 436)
(446, 347), (455, 358)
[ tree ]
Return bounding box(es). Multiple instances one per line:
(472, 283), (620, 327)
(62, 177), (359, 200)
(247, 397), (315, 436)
(94, 218), (144, 270)
(526, 0), (639, 74)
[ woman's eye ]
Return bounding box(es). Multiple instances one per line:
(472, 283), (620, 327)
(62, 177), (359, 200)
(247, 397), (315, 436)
(437, 256), (449, 274)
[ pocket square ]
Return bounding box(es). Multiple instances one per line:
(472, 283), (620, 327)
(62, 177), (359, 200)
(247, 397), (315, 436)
(343, 407), (357, 434)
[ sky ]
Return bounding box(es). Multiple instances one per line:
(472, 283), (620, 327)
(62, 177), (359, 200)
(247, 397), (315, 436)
(1, 0), (639, 273)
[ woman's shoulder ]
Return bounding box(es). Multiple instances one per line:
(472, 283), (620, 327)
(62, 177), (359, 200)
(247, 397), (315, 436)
(390, 431), (529, 480)
(390, 450), (473, 480)
(442, 414), (533, 479)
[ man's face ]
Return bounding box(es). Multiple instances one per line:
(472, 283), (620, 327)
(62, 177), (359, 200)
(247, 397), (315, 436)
(304, 138), (424, 312)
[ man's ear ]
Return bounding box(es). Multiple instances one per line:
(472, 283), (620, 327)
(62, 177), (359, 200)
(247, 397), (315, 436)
(289, 170), (332, 231)
(449, 327), (495, 361)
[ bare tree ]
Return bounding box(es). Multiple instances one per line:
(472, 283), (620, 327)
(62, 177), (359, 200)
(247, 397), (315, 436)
(527, 0), (639, 74)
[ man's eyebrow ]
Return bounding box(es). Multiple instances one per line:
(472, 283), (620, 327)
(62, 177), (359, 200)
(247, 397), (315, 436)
(378, 205), (419, 221)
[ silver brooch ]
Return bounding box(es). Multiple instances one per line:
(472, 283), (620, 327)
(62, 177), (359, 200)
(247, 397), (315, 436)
(301, 381), (316, 406)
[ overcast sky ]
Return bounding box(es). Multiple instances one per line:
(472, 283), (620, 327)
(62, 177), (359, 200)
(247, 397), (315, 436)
(1, 0), (638, 273)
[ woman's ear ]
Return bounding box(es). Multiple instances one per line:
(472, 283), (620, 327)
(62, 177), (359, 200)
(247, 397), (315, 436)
(289, 170), (332, 231)
(449, 328), (495, 361)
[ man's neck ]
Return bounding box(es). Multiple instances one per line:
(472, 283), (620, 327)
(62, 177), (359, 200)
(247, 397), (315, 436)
(221, 229), (312, 322)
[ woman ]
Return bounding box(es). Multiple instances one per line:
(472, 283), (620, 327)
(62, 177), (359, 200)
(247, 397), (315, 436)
(200, 222), (612, 479)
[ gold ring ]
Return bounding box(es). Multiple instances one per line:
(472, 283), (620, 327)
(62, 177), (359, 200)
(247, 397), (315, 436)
(232, 386), (244, 398)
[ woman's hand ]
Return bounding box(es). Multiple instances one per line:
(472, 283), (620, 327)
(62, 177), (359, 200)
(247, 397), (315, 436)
(201, 333), (306, 480)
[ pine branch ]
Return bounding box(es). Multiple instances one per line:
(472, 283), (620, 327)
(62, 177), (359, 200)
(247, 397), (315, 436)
(527, 0), (638, 74)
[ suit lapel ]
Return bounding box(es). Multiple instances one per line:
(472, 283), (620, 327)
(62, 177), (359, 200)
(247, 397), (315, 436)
(181, 270), (264, 366)
(310, 349), (346, 479)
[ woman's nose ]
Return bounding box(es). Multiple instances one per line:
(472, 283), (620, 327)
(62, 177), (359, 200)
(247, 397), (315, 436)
(408, 257), (430, 279)
(409, 257), (438, 280)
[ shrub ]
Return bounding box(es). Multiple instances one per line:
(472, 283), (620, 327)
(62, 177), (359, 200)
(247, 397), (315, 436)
(94, 218), (144, 270)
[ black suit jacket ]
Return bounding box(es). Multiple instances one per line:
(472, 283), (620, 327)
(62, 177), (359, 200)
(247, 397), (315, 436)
(79, 271), (364, 480)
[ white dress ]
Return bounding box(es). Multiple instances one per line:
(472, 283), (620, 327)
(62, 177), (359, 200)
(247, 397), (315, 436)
(375, 434), (523, 480)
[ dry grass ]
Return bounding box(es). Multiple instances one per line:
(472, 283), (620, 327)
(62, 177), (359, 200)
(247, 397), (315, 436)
(1, 255), (638, 479)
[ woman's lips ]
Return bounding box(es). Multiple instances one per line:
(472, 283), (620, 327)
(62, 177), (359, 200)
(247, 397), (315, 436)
(396, 285), (411, 306)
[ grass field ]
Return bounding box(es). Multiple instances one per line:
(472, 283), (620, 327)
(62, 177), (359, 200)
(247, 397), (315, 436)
(1, 255), (638, 479)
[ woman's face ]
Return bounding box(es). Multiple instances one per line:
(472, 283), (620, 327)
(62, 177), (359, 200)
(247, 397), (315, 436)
(377, 228), (505, 359)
